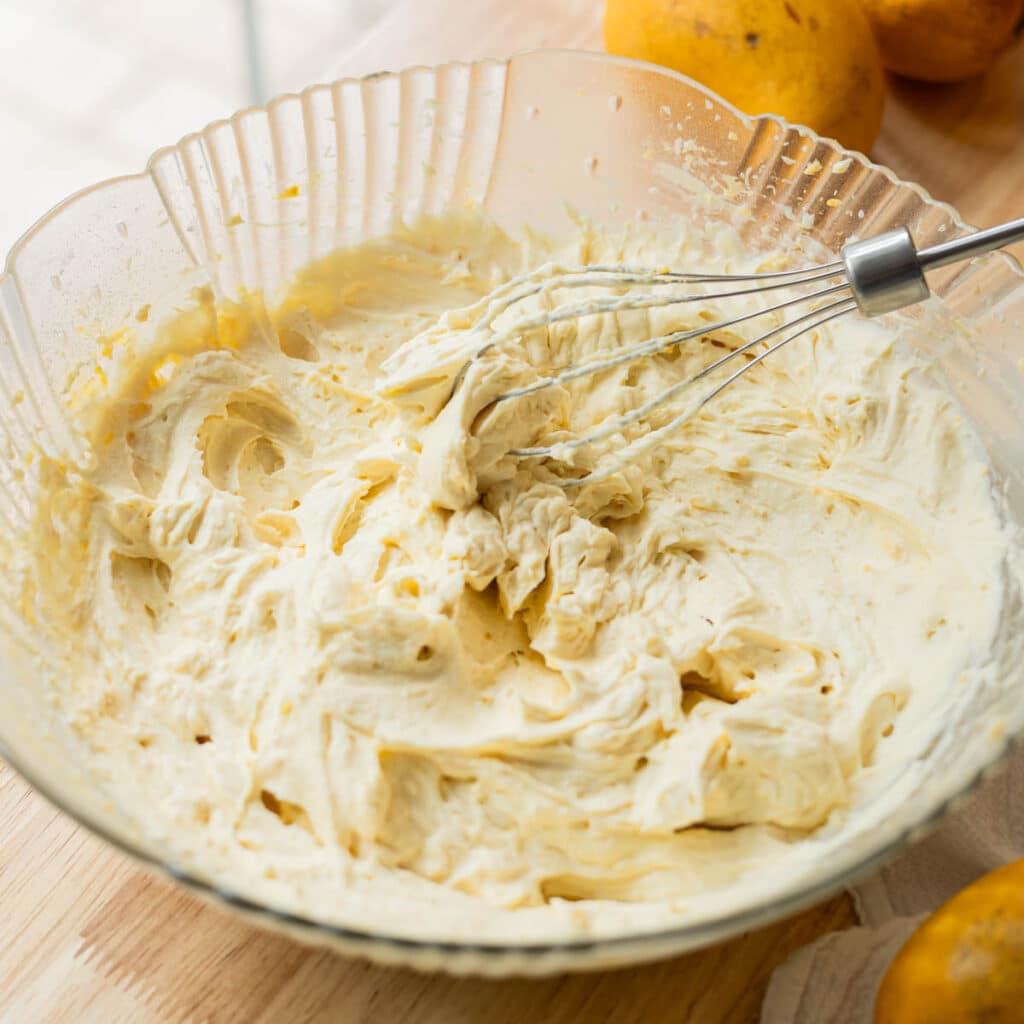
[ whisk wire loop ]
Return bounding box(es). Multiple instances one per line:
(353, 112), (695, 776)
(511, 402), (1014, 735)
(510, 294), (858, 465)
(437, 220), (1024, 484)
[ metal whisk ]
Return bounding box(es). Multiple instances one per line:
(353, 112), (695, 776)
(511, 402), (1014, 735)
(453, 217), (1024, 485)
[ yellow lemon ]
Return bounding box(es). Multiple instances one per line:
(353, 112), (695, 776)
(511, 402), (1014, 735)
(875, 858), (1024, 1023)
(860, 0), (1023, 82)
(604, 0), (887, 154)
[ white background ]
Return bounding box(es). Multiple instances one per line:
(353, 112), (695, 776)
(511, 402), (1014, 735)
(0, 0), (393, 254)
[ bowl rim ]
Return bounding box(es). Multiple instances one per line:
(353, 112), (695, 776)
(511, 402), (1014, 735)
(2, 47), (1022, 962)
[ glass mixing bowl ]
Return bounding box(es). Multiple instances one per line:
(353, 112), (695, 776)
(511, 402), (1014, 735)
(1, 49), (1022, 975)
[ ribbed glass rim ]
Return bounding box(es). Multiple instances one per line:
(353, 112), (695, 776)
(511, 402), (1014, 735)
(1, 48), (1021, 965)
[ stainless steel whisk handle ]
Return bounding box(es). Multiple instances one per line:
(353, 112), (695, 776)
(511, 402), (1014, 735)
(842, 217), (1024, 318)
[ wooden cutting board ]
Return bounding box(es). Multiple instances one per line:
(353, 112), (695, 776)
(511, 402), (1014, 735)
(2, 4), (1021, 1022)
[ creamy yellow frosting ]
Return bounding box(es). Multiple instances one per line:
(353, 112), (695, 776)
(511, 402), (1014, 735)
(18, 211), (1021, 942)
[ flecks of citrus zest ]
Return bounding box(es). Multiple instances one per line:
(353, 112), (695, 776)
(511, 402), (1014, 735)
(226, 214), (244, 227)
(128, 288), (266, 396)
(144, 353), (182, 396)
(61, 325), (136, 418)
(98, 326), (133, 361)
(144, 286), (265, 361)
(135, 304), (151, 324)
(276, 184), (300, 199)
(65, 377), (98, 415)
(69, 286), (270, 442)
(211, 292), (268, 352)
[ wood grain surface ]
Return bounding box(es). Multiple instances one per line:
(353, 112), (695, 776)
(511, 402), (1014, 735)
(2, 3), (1021, 1022)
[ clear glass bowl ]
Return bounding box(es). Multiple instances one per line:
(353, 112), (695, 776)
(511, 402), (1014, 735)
(1, 49), (1022, 975)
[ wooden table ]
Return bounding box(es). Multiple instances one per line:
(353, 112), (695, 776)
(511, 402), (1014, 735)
(2, 4), (1021, 1021)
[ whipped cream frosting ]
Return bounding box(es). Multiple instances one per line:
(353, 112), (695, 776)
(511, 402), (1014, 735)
(17, 211), (1022, 942)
